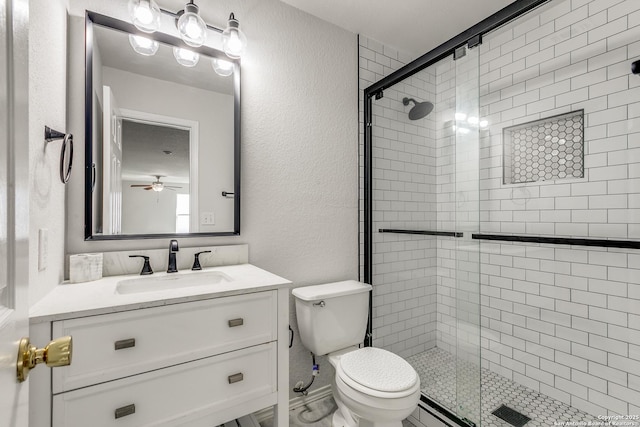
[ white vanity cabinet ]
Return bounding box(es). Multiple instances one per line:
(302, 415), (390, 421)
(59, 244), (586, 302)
(29, 265), (291, 427)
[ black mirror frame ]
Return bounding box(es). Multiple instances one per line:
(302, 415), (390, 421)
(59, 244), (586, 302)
(84, 11), (241, 240)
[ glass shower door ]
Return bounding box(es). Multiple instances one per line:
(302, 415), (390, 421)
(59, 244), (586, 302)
(367, 45), (482, 425)
(453, 45), (481, 426)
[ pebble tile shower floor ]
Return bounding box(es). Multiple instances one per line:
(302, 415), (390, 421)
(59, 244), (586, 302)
(406, 348), (598, 427)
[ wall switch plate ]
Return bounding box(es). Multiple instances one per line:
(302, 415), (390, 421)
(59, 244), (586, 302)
(200, 212), (215, 225)
(38, 228), (48, 271)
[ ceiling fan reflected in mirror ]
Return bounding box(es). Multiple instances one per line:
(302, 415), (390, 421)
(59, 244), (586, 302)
(130, 175), (182, 192)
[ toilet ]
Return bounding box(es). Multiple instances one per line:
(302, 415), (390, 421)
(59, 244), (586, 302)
(292, 280), (420, 427)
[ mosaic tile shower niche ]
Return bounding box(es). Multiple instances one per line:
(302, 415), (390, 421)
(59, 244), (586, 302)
(502, 110), (584, 185)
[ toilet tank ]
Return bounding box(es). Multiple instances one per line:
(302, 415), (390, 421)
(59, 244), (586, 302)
(292, 280), (372, 356)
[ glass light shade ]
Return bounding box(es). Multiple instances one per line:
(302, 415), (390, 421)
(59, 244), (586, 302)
(211, 57), (233, 77)
(177, 3), (207, 47)
(173, 47), (200, 67)
(128, 35), (159, 56)
(128, 0), (161, 33)
(222, 14), (247, 59)
(151, 182), (164, 192)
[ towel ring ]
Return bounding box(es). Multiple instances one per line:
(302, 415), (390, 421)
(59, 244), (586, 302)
(60, 134), (73, 184)
(44, 126), (73, 184)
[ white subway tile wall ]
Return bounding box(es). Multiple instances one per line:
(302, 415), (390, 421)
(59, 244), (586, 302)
(359, 36), (434, 357)
(476, 0), (640, 416)
(359, 0), (640, 419)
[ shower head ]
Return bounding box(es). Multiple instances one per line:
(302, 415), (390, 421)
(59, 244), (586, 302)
(402, 97), (434, 120)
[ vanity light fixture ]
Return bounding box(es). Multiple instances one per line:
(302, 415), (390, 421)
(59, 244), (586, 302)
(128, 0), (162, 33)
(176, 1), (207, 47)
(211, 57), (233, 77)
(127, 2), (246, 68)
(128, 34), (159, 56)
(222, 13), (247, 59)
(173, 46), (200, 67)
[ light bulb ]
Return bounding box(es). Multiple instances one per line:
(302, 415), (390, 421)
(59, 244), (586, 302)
(222, 13), (247, 59)
(212, 57), (234, 77)
(479, 119), (489, 128)
(455, 112), (467, 121)
(128, 34), (159, 56)
(173, 47), (200, 67)
(467, 116), (479, 125)
(128, 0), (161, 33)
(177, 2), (206, 47)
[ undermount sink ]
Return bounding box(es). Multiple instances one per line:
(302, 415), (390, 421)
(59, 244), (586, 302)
(115, 271), (233, 294)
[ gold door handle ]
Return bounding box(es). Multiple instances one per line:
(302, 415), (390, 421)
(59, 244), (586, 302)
(16, 336), (73, 382)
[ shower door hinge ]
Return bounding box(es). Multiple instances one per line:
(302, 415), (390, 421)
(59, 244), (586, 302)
(375, 90), (384, 100)
(454, 46), (466, 60)
(467, 34), (482, 49)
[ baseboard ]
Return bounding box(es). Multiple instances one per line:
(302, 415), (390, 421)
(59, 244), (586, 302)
(253, 385), (333, 423)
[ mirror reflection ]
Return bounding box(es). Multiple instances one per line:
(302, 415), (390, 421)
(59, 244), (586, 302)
(86, 12), (240, 239)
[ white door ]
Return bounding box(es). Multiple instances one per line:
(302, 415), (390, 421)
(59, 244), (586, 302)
(102, 86), (123, 234)
(0, 0), (30, 426)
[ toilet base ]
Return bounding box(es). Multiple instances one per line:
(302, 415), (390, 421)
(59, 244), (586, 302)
(330, 376), (419, 427)
(331, 408), (404, 427)
(326, 348), (420, 427)
(331, 407), (351, 427)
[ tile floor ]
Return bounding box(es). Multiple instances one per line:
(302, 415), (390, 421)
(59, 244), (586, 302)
(406, 347), (600, 427)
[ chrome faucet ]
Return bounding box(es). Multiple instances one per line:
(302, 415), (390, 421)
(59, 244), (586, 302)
(167, 239), (179, 273)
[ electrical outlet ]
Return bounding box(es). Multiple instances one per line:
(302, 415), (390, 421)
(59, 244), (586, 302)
(200, 212), (215, 225)
(38, 228), (48, 271)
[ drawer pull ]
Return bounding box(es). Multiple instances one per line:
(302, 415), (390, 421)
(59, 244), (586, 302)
(228, 372), (244, 384)
(228, 318), (244, 327)
(114, 338), (136, 350)
(115, 404), (136, 419)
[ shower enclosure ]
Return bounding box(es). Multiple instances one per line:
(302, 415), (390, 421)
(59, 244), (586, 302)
(362, 0), (640, 426)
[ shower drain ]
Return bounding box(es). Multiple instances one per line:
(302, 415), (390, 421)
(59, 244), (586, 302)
(491, 405), (531, 427)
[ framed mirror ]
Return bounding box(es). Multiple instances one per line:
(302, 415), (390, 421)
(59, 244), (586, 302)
(84, 11), (240, 240)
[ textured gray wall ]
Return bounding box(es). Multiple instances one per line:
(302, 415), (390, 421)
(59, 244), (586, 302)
(29, 0), (68, 305)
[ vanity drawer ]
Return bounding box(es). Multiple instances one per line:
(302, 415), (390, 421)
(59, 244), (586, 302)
(52, 342), (277, 427)
(52, 291), (277, 393)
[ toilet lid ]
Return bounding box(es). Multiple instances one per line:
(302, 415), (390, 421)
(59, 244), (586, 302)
(339, 347), (418, 393)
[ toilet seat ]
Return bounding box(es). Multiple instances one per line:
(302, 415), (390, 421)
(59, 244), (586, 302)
(336, 347), (419, 398)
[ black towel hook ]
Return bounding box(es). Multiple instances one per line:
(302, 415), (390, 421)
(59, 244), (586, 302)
(44, 126), (73, 184)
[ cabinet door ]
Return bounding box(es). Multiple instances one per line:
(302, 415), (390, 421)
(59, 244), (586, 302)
(53, 342), (277, 427)
(52, 291), (277, 392)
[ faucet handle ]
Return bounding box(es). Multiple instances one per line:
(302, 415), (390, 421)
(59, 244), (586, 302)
(192, 251), (212, 271)
(129, 255), (153, 275)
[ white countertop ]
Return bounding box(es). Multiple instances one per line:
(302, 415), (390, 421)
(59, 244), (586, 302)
(30, 264), (292, 323)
